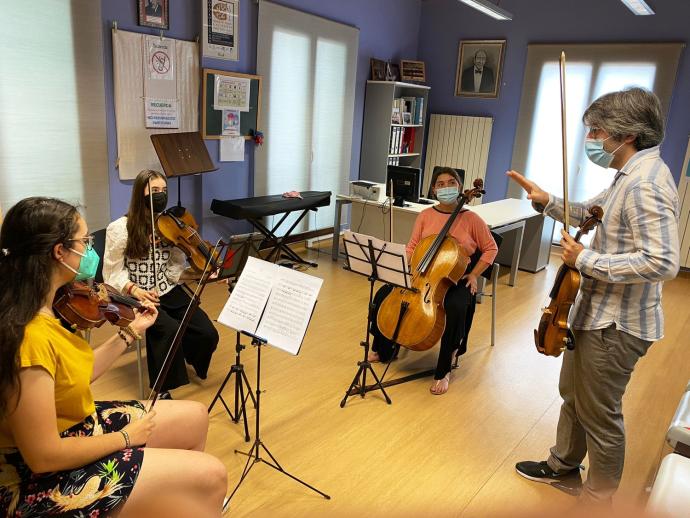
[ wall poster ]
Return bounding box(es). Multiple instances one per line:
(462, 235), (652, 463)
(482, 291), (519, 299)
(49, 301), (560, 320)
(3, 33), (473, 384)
(202, 0), (239, 61)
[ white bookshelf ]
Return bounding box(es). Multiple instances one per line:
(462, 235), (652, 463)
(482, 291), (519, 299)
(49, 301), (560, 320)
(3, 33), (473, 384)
(359, 80), (430, 184)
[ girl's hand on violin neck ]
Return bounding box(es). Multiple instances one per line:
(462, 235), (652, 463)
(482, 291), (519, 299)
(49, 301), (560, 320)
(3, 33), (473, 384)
(462, 273), (478, 295)
(132, 301), (158, 334)
(122, 409), (156, 447)
(506, 170), (549, 206)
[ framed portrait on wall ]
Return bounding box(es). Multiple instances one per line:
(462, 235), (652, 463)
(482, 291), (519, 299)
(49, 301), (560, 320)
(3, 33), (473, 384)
(455, 40), (506, 98)
(138, 0), (169, 30)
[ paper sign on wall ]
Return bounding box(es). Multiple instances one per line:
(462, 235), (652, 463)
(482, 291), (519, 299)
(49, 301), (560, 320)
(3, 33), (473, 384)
(220, 136), (245, 162)
(147, 36), (175, 81)
(222, 109), (240, 136)
(202, 0), (239, 61)
(144, 98), (179, 128)
(213, 75), (250, 111)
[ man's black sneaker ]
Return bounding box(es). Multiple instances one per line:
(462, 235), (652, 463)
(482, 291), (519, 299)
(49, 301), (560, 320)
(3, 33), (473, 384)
(158, 391), (173, 400)
(515, 460), (579, 483)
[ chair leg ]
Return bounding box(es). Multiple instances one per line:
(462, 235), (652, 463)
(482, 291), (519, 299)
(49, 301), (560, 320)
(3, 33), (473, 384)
(491, 264), (499, 347)
(135, 338), (146, 399)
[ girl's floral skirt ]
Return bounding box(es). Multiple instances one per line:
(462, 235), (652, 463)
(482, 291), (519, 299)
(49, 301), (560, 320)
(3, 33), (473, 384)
(0, 400), (145, 517)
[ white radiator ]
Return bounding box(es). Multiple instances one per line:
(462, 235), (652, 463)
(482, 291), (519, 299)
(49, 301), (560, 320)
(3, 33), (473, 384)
(679, 136), (690, 269)
(423, 114), (493, 204)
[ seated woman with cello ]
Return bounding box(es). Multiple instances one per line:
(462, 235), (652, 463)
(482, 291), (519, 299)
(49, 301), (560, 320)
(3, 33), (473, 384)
(369, 167), (497, 395)
(103, 169), (220, 395)
(0, 196), (227, 517)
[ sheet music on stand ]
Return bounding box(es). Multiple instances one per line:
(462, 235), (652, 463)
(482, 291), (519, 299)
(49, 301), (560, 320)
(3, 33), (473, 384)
(343, 231), (411, 288)
(217, 257), (322, 355)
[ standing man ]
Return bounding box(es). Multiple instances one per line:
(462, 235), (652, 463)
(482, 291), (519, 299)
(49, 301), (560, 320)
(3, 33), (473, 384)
(461, 50), (495, 94)
(507, 87), (680, 503)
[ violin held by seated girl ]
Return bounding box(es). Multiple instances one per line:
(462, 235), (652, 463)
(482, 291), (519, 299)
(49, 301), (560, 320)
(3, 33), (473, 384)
(0, 196), (227, 517)
(102, 169), (221, 395)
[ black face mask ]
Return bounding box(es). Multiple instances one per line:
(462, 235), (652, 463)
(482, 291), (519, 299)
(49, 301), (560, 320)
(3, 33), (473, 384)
(147, 191), (168, 213)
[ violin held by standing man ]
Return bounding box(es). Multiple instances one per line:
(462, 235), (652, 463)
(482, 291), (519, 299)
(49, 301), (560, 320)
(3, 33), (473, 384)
(102, 169), (220, 396)
(369, 167), (497, 395)
(507, 87), (680, 503)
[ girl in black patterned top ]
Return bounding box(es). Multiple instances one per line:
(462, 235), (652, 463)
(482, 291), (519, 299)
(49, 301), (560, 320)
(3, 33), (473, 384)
(103, 170), (220, 393)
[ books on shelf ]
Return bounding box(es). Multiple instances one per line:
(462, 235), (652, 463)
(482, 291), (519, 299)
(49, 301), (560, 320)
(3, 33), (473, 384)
(391, 96), (425, 125)
(388, 126), (416, 156)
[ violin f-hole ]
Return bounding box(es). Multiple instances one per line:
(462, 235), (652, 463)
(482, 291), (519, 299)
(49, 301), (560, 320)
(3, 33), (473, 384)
(423, 283), (431, 304)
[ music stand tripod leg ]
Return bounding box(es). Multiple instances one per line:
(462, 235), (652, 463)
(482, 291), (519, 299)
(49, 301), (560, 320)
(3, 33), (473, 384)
(225, 339), (330, 512)
(340, 278), (392, 407)
(208, 331), (256, 442)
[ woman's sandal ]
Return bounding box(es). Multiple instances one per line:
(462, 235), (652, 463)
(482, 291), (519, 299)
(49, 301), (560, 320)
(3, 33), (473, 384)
(367, 351), (381, 363)
(430, 374), (450, 395)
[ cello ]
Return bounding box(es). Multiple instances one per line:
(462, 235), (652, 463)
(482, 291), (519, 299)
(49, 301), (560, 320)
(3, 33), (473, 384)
(376, 179), (485, 351)
(533, 52), (603, 357)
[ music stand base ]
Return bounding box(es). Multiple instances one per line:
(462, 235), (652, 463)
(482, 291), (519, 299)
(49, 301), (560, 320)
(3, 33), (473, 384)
(208, 332), (257, 442)
(223, 337), (329, 513)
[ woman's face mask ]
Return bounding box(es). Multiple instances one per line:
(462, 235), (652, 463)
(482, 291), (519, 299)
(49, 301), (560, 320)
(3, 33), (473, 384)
(436, 186), (459, 204)
(147, 191), (168, 213)
(60, 246), (100, 281)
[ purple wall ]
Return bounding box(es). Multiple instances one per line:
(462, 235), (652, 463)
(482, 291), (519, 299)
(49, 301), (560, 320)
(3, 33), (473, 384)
(418, 0), (690, 202)
(100, 0), (421, 239)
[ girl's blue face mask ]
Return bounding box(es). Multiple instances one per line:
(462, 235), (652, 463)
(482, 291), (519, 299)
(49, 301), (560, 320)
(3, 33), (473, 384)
(584, 137), (625, 169)
(60, 246), (100, 281)
(436, 186), (459, 204)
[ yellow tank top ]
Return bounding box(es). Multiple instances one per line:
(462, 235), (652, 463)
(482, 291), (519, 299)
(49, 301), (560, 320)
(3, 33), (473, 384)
(0, 314), (95, 445)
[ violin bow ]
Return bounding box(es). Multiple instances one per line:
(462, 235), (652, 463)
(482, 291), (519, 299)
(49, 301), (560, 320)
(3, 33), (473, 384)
(145, 238), (223, 412)
(559, 51), (570, 232)
(148, 177), (159, 294)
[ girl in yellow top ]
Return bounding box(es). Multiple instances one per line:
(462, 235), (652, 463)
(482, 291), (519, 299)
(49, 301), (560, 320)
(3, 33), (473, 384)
(0, 198), (227, 517)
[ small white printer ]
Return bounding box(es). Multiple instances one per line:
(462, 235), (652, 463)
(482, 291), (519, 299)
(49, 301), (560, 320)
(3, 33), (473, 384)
(349, 180), (382, 201)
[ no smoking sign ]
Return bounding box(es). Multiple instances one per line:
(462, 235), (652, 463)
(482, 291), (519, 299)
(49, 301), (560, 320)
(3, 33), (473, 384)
(151, 51), (170, 74)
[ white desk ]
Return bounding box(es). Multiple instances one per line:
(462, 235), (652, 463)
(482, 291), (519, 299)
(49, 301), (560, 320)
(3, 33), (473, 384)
(332, 196), (548, 286)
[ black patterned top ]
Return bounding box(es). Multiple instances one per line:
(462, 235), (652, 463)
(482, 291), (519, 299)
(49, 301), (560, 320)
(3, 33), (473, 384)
(102, 216), (186, 295)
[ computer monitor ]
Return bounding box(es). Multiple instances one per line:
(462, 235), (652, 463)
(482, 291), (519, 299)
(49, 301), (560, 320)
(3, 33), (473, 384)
(386, 166), (421, 206)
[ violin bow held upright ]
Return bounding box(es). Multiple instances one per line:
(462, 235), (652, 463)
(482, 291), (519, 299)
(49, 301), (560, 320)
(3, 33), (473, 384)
(532, 52), (603, 357)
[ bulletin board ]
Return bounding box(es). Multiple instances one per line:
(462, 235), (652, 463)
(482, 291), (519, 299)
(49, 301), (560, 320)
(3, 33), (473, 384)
(202, 69), (262, 140)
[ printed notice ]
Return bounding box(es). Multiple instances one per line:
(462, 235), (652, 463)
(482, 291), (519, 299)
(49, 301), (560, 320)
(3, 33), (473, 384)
(202, 0), (239, 61)
(144, 98), (179, 128)
(217, 257), (323, 355)
(213, 75), (250, 112)
(146, 36), (175, 81)
(221, 109), (240, 136)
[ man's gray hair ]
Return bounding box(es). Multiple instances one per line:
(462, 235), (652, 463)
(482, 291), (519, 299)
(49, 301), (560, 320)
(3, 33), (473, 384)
(582, 87), (664, 150)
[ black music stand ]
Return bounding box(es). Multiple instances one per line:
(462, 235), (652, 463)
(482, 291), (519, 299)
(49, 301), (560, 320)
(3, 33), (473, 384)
(339, 232), (413, 408)
(223, 331), (330, 512)
(150, 131), (218, 207)
(208, 330), (256, 442)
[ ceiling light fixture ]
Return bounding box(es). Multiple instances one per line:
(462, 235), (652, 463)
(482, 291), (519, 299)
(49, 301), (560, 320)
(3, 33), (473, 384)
(620, 0), (655, 15)
(458, 0), (513, 21)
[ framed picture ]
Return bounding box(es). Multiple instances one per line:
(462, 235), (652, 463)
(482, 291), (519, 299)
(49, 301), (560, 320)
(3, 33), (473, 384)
(202, 0), (239, 61)
(138, 0), (169, 30)
(370, 58), (387, 81)
(400, 60), (426, 83)
(386, 62), (400, 82)
(455, 40), (506, 98)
